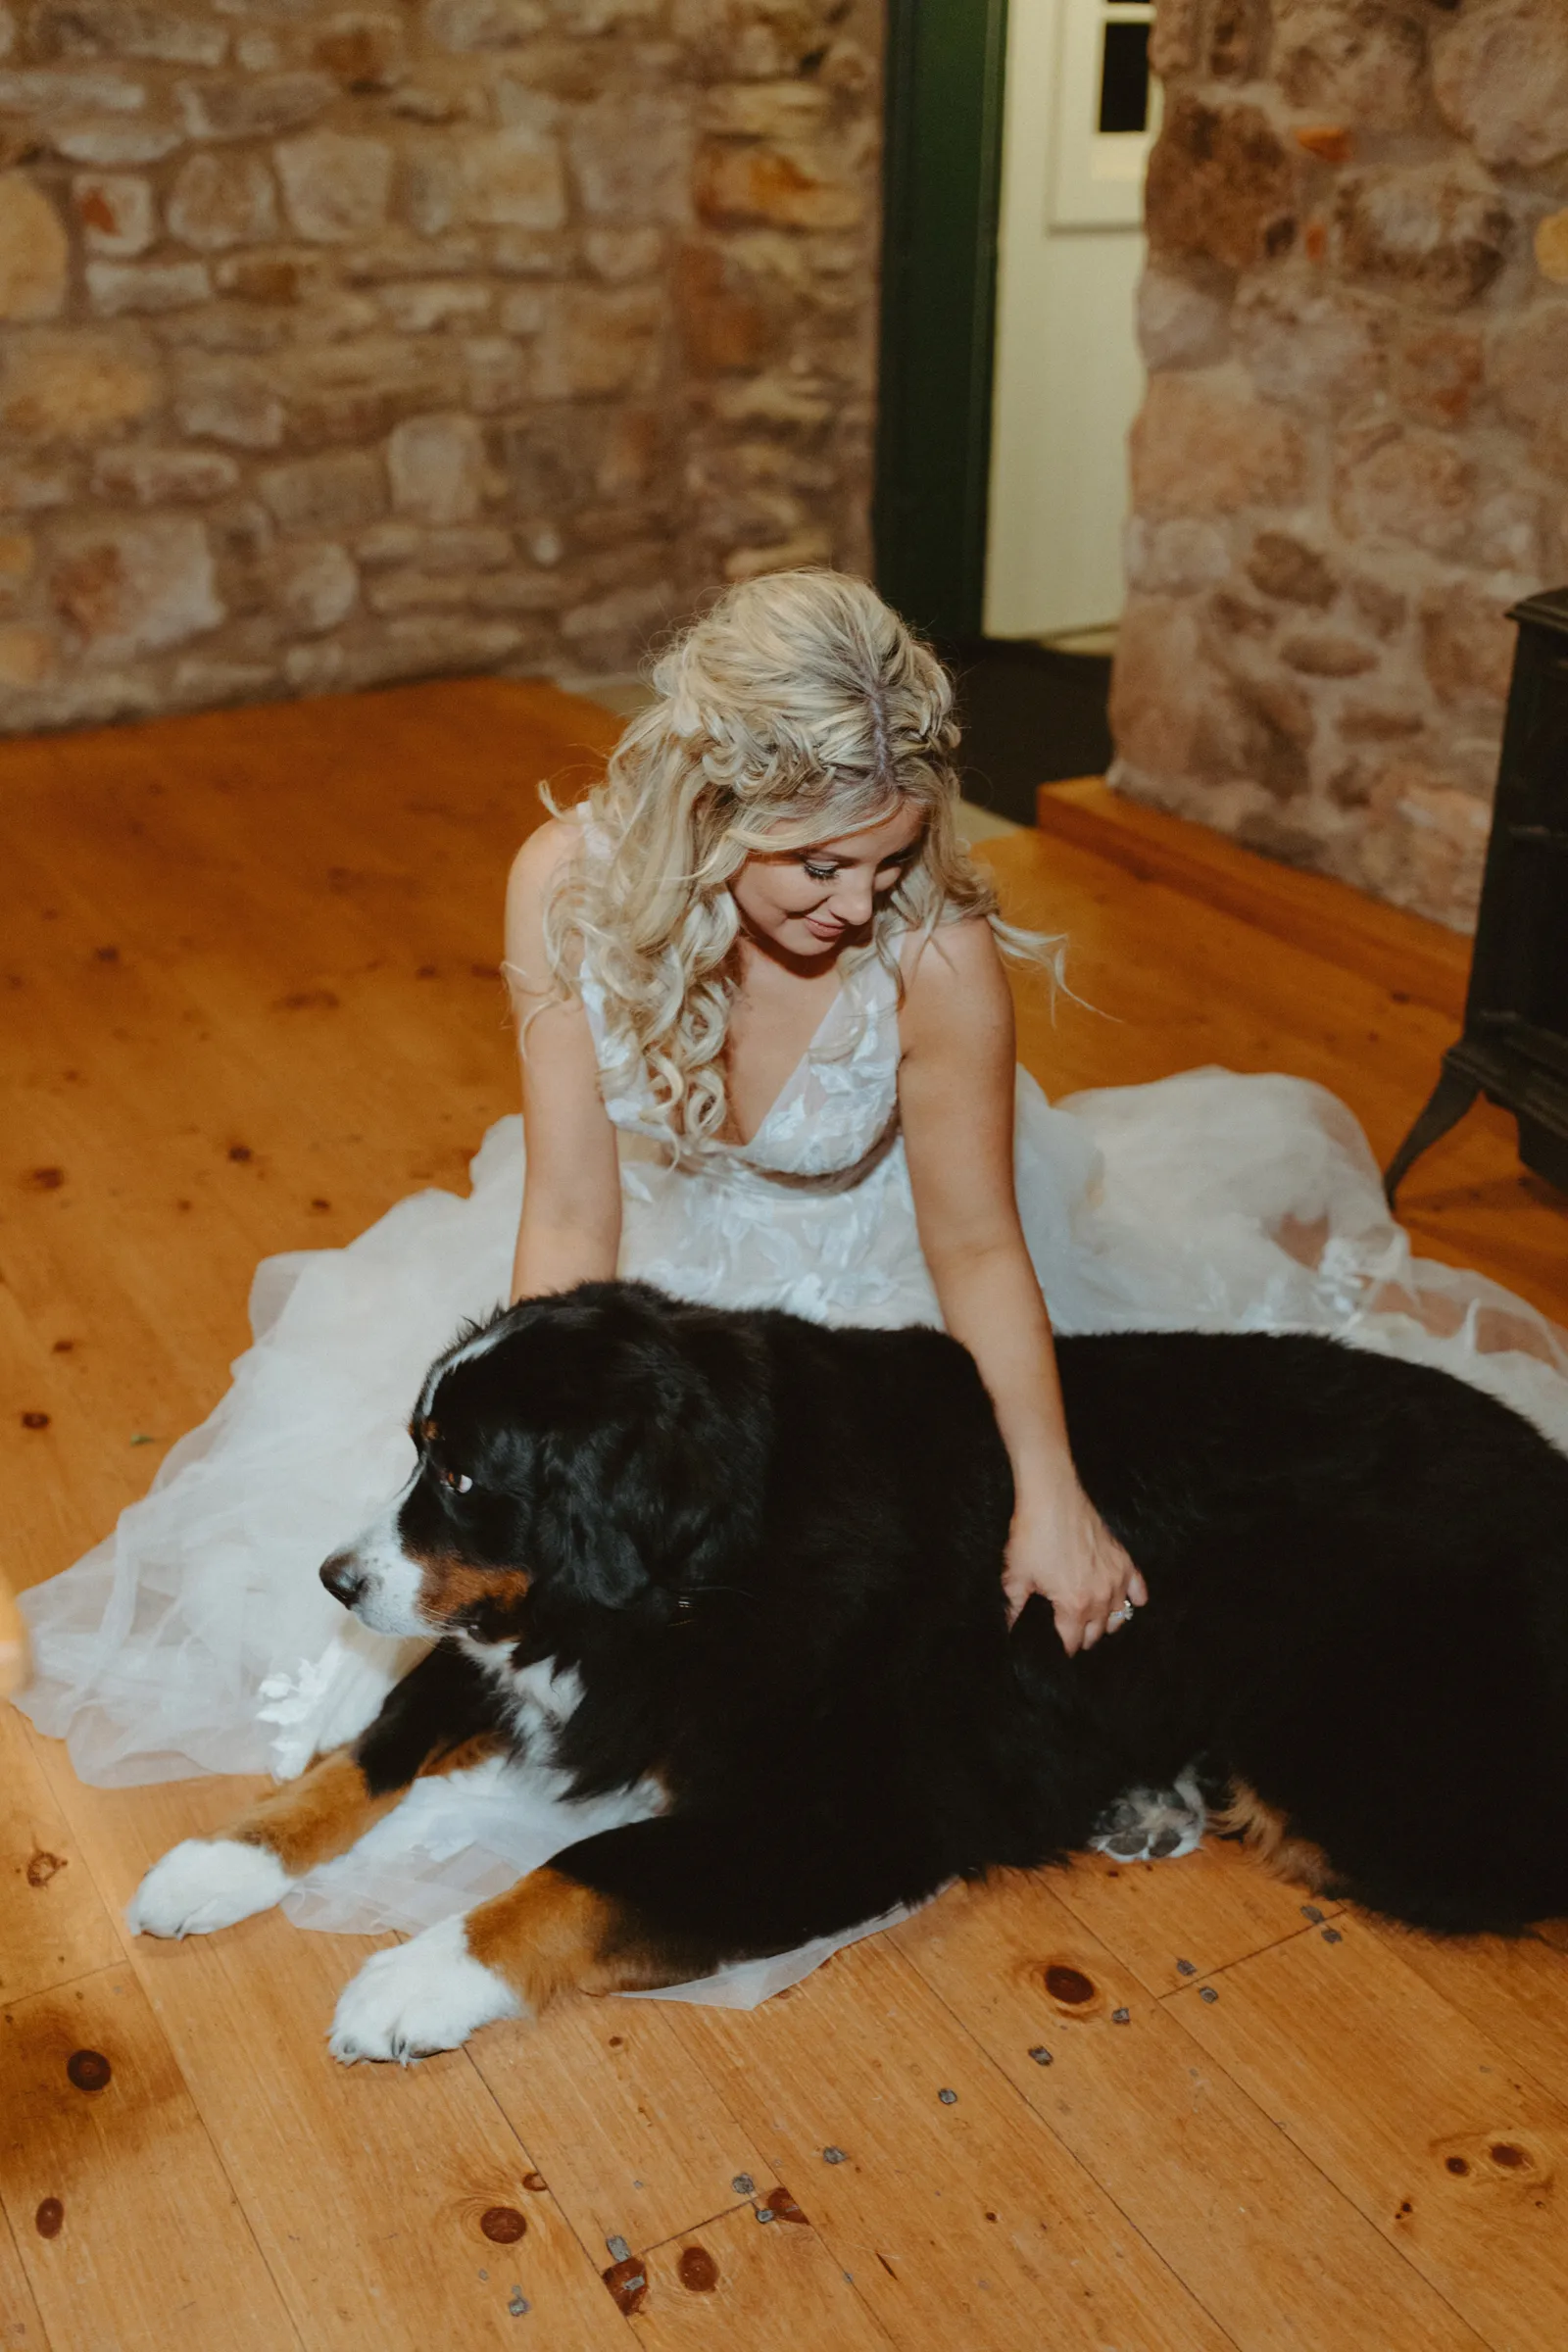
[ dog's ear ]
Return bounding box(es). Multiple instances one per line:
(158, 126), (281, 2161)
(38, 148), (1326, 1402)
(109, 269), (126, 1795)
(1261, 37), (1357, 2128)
(531, 1367), (760, 1610)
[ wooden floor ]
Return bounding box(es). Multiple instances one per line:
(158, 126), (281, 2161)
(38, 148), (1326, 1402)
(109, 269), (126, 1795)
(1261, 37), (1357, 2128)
(2, 677), (1566, 2352)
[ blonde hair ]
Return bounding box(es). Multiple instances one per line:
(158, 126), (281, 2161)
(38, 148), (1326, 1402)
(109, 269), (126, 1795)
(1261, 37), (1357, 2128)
(546, 568), (1059, 1153)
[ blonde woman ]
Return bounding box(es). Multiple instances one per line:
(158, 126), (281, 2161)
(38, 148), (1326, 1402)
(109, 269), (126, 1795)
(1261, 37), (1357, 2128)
(503, 568), (1142, 1651)
(20, 570), (1568, 1979)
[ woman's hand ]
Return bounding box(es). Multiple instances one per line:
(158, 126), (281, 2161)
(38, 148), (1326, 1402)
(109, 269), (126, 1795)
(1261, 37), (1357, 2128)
(1003, 1484), (1148, 1653)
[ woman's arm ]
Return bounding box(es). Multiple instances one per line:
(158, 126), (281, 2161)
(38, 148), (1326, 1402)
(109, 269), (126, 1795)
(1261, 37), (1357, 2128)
(899, 919), (1146, 1652)
(503, 820), (622, 1303)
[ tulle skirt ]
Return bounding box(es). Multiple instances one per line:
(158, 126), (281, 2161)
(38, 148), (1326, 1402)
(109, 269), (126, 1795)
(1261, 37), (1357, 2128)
(19, 1068), (1568, 2005)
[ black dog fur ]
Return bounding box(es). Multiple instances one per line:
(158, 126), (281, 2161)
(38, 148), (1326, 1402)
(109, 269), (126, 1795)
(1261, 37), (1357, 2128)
(346, 1278), (1568, 1975)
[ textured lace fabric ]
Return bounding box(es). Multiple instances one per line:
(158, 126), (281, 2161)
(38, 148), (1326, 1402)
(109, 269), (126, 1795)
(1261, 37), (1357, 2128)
(578, 940), (943, 1331)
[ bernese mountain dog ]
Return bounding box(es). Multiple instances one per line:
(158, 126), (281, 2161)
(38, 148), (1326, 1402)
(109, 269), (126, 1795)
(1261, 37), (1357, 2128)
(128, 1279), (1568, 2063)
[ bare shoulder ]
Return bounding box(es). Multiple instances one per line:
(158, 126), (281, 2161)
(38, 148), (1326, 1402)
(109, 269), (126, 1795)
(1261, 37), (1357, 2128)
(507, 813), (583, 902)
(505, 815), (584, 984)
(901, 915), (1011, 1046)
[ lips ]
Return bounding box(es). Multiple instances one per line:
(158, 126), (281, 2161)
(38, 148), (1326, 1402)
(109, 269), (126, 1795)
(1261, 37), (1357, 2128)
(803, 915), (845, 941)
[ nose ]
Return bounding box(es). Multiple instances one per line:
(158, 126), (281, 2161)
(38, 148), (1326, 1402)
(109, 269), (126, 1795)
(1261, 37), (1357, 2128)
(319, 1549), (367, 1609)
(830, 876), (875, 926)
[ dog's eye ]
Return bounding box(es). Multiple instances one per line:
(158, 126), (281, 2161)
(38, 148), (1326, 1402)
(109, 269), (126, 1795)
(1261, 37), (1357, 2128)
(440, 1468), (473, 1494)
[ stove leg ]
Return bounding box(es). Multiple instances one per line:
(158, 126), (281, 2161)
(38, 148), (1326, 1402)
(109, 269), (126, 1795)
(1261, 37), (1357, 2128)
(1383, 1064), (1480, 1209)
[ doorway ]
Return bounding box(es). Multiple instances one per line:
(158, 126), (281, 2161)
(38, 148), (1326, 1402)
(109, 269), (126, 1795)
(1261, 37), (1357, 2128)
(874, 0), (1157, 820)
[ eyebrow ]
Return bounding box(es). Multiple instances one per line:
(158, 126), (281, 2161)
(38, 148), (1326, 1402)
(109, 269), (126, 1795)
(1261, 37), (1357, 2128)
(800, 839), (922, 864)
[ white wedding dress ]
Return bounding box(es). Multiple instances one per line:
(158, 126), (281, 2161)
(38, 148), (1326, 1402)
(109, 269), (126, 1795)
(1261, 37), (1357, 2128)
(19, 919), (1568, 2004)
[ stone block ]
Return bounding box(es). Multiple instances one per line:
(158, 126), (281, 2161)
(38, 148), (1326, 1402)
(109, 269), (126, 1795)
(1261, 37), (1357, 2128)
(176, 74), (334, 142)
(463, 334), (530, 413)
(356, 520), (512, 567)
(0, 624), (55, 687)
(380, 612), (522, 670)
(560, 580), (668, 662)
(1434, 0), (1568, 172)
(1280, 629), (1378, 676)
(87, 258), (211, 315)
(424, 0), (549, 46)
(1273, 0), (1427, 130)
(1488, 301), (1568, 477)
(1333, 163), (1511, 310)
(0, 174), (68, 319)
(1537, 211), (1568, 286)
(270, 538), (359, 631)
(366, 566), (471, 613)
(553, 0), (661, 26)
(1124, 514), (1233, 595)
(1419, 575), (1518, 708)
(168, 152), (278, 249)
(276, 131), (394, 244)
(570, 91), (693, 223)
(695, 139), (864, 233)
(584, 225), (664, 282)
(1333, 420), (1473, 555)
(0, 456), (76, 510)
(1150, 0), (1201, 77)
(1130, 371), (1306, 517)
(1110, 595), (1227, 777)
(674, 242), (779, 373)
(377, 278), (493, 333)
(1347, 570), (1406, 638)
(1391, 322), (1482, 431)
(171, 656), (279, 705)
(3, 327), (161, 441)
(74, 172), (155, 256)
(387, 412), (485, 524)
(0, 67), (142, 112)
(1246, 530), (1338, 608)
(280, 335), (465, 444)
(91, 445), (241, 503)
(1145, 97), (1297, 272)
(461, 124), (567, 229)
(50, 514), (222, 661)
(702, 83), (831, 138)
(534, 286), (663, 398)
(1360, 760), (1490, 930)
(259, 450), (385, 531)
(1338, 696), (1425, 742)
(1206, 0), (1269, 78)
(1233, 279), (1384, 409)
(31, 3), (227, 65)
(1136, 267), (1231, 373)
(49, 118), (182, 166)
(311, 13), (406, 90)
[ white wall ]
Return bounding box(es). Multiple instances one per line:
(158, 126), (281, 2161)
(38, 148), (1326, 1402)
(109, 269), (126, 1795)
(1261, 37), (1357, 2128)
(984, 0), (1155, 641)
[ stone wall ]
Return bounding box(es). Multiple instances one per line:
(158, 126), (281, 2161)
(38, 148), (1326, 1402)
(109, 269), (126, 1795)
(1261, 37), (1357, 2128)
(0, 0), (879, 731)
(1112, 0), (1568, 929)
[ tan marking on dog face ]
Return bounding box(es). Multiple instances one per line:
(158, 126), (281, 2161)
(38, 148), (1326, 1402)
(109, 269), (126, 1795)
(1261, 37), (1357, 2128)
(231, 1748), (400, 1876)
(1215, 1783), (1337, 1894)
(465, 1866), (708, 2015)
(402, 1542), (531, 1629)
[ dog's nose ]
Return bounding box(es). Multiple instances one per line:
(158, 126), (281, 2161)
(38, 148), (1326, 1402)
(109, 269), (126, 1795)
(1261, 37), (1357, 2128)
(319, 1550), (367, 1609)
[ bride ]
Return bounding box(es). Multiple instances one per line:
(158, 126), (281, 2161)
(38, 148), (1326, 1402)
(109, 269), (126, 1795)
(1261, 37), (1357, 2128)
(19, 569), (1568, 1999)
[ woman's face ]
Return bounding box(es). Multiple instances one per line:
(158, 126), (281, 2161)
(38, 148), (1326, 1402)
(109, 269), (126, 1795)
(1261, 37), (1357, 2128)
(730, 804), (926, 959)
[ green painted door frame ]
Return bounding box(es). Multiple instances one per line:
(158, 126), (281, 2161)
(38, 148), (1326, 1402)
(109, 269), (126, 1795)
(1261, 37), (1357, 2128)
(873, 0), (1010, 641)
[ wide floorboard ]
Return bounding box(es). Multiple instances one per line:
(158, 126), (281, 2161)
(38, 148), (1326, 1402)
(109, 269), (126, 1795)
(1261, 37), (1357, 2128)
(1, 679), (1563, 2352)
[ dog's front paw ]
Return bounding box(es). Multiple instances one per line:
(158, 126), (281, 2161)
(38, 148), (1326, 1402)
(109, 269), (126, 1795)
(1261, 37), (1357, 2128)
(127, 1838), (290, 1938)
(1090, 1775), (1207, 1864)
(328, 1914), (522, 2065)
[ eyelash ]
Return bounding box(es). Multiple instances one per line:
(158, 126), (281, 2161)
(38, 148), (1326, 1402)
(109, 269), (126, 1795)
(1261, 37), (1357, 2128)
(801, 857), (912, 884)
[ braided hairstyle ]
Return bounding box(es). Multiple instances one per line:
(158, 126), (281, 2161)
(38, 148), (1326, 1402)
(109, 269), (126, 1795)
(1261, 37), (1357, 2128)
(544, 568), (1056, 1153)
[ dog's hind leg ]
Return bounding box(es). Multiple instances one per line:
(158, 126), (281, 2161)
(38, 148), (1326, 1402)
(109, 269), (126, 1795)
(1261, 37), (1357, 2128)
(128, 1642), (504, 1940)
(1089, 1771), (1208, 1863)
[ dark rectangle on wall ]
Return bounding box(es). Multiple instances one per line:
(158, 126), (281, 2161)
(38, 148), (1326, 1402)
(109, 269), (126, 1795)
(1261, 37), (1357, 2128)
(1099, 23), (1151, 134)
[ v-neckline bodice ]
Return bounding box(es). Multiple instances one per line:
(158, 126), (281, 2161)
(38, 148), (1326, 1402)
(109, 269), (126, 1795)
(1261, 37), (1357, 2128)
(727, 978), (848, 1152)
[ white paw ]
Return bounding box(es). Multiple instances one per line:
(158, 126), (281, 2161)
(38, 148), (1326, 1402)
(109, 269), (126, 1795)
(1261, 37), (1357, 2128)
(1090, 1773), (1207, 1864)
(328, 1913), (522, 2065)
(127, 1838), (291, 1938)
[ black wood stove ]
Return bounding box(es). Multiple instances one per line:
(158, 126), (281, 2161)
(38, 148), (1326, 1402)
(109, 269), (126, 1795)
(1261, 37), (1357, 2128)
(1385, 586), (1568, 1204)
